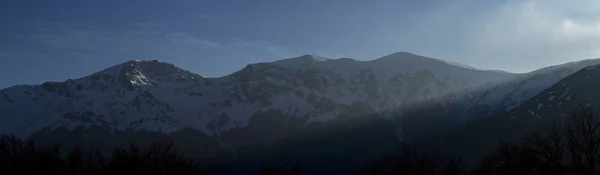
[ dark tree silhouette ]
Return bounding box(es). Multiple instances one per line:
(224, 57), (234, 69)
(0, 134), (203, 175)
(254, 161), (302, 175)
(100, 143), (201, 175)
(0, 134), (65, 174)
(566, 106), (600, 175)
(473, 143), (539, 175)
(361, 145), (465, 175)
(64, 148), (107, 175)
(6, 105), (600, 175)
(475, 105), (600, 175)
(524, 122), (566, 175)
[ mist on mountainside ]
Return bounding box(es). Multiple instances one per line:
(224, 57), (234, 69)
(3, 0), (600, 174)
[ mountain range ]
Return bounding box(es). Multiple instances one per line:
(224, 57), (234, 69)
(421, 59), (600, 167)
(2, 52), (600, 174)
(0, 52), (510, 138)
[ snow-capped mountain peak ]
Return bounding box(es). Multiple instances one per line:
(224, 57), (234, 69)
(90, 59), (204, 87)
(0, 52), (516, 139)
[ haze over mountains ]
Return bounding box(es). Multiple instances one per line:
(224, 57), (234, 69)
(0, 52), (509, 138)
(424, 61), (600, 166)
(2, 52), (600, 173)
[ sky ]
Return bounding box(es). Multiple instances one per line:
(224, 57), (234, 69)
(1, 0), (600, 89)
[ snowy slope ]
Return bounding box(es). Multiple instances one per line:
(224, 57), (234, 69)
(390, 58), (600, 141)
(459, 58), (600, 120)
(422, 62), (600, 166)
(505, 64), (600, 123)
(0, 52), (512, 139)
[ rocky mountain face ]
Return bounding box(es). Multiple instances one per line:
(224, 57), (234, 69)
(0, 52), (510, 140)
(0, 52), (515, 174)
(460, 59), (600, 119)
(2, 51), (600, 174)
(397, 59), (600, 141)
(420, 63), (600, 167)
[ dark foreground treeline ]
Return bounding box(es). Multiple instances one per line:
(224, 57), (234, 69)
(0, 135), (202, 175)
(0, 134), (304, 175)
(4, 107), (600, 175)
(363, 106), (600, 175)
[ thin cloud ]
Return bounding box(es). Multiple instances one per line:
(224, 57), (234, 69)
(231, 38), (298, 58)
(266, 45), (297, 58)
(131, 22), (161, 29)
(23, 22), (220, 56)
(396, 0), (600, 72)
(0, 53), (12, 57)
(230, 38), (343, 60)
(469, 0), (600, 69)
(165, 32), (219, 47)
(192, 13), (211, 20)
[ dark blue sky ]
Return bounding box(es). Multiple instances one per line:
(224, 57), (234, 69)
(1, 0), (599, 89)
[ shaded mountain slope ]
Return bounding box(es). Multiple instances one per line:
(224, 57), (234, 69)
(421, 63), (600, 166)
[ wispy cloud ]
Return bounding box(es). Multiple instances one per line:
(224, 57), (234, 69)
(471, 0), (600, 69)
(21, 21), (220, 58)
(230, 38), (345, 60)
(0, 53), (12, 57)
(231, 38), (298, 58)
(131, 22), (162, 29)
(192, 13), (211, 20)
(266, 45), (297, 58)
(397, 0), (600, 72)
(165, 32), (219, 47)
(0, 51), (50, 60)
(16, 21), (348, 65)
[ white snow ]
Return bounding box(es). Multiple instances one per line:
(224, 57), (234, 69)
(2, 55), (600, 140)
(0, 54), (514, 138)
